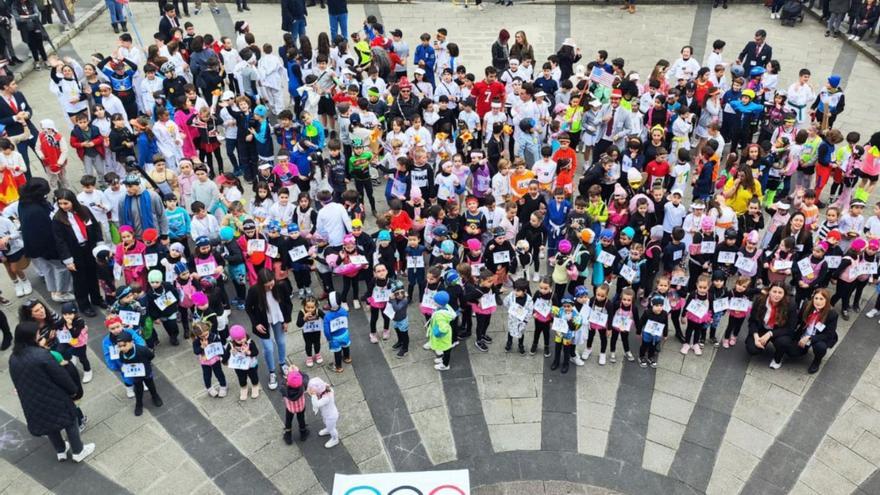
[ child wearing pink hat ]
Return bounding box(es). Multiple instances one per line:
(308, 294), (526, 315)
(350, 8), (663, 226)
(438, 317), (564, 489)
(282, 367), (309, 445)
(224, 325), (261, 401)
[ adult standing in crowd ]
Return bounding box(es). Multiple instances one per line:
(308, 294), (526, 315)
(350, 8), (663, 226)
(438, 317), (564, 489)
(0, 2), (23, 65)
(282, 0), (308, 45)
(19, 178), (74, 302)
(117, 173), (169, 238)
(736, 29), (772, 71)
(105, 0), (128, 34)
(722, 165), (763, 216)
(0, 75), (37, 176)
(491, 29), (510, 72)
(8, 322), (95, 463)
(52, 189), (104, 317)
(327, 0), (348, 41)
(11, 0), (47, 70)
(772, 288), (839, 373)
(245, 268), (293, 391)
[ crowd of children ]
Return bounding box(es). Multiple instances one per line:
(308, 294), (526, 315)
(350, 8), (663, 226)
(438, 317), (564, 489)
(4, 8), (878, 458)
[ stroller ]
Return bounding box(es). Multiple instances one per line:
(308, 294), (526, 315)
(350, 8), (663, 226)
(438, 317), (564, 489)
(780, 0), (805, 26)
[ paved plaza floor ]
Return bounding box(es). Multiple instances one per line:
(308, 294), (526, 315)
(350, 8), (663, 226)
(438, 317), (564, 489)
(1, 2), (880, 494)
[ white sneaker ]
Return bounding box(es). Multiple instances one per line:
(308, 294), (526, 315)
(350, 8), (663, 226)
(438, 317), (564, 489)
(352, 300), (361, 310)
(769, 359), (782, 370)
(582, 349), (592, 361)
(268, 373), (278, 390)
(72, 443), (95, 463)
(434, 363), (450, 371)
(318, 428), (330, 436)
(434, 357), (443, 364)
(532, 273), (540, 283)
(341, 303), (349, 311)
(694, 344), (703, 356)
(324, 437), (340, 448)
(610, 352), (617, 363)
(218, 386), (227, 398)
(57, 441), (70, 461)
(208, 385), (219, 397)
(126, 386), (135, 398)
(625, 352), (635, 362)
(58, 292), (75, 302)
(82, 370), (93, 383)
(867, 309), (879, 318)
(22, 279), (32, 295)
(598, 353), (606, 366)
(14, 280), (23, 297)
(423, 342), (432, 350)
(572, 356), (585, 366)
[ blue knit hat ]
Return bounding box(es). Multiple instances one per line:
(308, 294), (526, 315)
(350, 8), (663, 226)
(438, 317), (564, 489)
(174, 261), (189, 275)
(434, 290), (450, 307)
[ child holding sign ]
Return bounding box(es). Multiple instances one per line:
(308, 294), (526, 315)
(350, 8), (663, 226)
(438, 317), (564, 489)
(503, 278), (534, 355)
(191, 321), (228, 398)
(583, 283), (613, 366)
(324, 292), (353, 373)
(550, 295), (581, 374)
(295, 296), (325, 367)
(146, 270), (181, 346)
(102, 315), (145, 398)
(115, 331), (163, 416)
(224, 325), (261, 400)
(682, 274), (712, 355)
(114, 225), (149, 288)
(365, 264), (393, 343)
(530, 277), (554, 357)
(637, 295), (668, 368)
(708, 271), (731, 347)
(609, 287), (638, 363)
(723, 277), (758, 348)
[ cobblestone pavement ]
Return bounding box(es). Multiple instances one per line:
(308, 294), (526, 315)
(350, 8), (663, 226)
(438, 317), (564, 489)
(1, 2), (880, 494)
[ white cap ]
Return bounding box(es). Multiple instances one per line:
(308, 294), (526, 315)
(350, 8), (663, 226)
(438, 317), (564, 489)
(692, 203), (706, 210)
(628, 72), (640, 81)
(413, 67), (425, 75)
(671, 188), (683, 196)
(534, 90), (547, 97)
(39, 119), (57, 131)
(588, 99), (602, 108)
(491, 101), (502, 108)
(220, 90), (235, 101)
(562, 38), (576, 48)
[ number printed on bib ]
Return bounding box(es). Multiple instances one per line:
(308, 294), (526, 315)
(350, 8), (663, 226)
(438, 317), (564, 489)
(735, 255), (757, 273)
(588, 309), (608, 327)
(773, 259), (793, 271)
(204, 342), (224, 359)
(228, 354), (252, 370)
(700, 241), (716, 254)
(480, 292), (497, 310)
(196, 262), (217, 277)
(350, 255), (368, 265)
(533, 298), (552, 317)
(645, 320), (664, 337)
(686, 299), (709, 318)
(422, 289), (438, 309)
(509, 303), (528, 321)
(247, 239), (266, 252)
(493, 250), (511, 264)
(619, 265), (637, 282)
(120, 310), (140, 327)
(372, 287), (390, 303)
(109, 344), (120, 360)
(597, 250), (615, 267)
(612, 313), (632, 332)
(144, 253), (158, 267)
(407, 255), (425, 269)
(56, 329), (72, 343)
(303, 320), (321, 333)
(729, 297), (751, 312)
(713, 297), (730, 312)
(123, 254), (144, 267)
(552, 317), (569, 334)
(121, 363), (146, 378)
(330, 317), (348, 332)
(717, 251), (736, 264)
(797, 257), (814, 277)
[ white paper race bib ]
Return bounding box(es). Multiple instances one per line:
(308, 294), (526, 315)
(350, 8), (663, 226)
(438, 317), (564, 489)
(493, 251), (511, 264)
(123, 254), (144, 267)
(772, 259), (793, 271)
(330, 316), (348, 332)
(120, 310), (140, 327)
(588, 309), (608, 327)
(154, 291), (177, 311)
(797, 257), (814, 277)
(619, 265), (637, 282)
(121, 363), (146, 378)
(713, 297), (729, 312)
(815, 322), (826, 333)
(645, 320), (664, 337)
(862, 262), (878, 276)
(700, 241), (716, 254)
(302, 319), (321, 333)
(383, 303), (396, 319)
(407, 255), (425, 268)
(597, 251), (615, 267)
(533, 298), (552, 317)
(686, 299), (709, 318)
(228, 354), (252, 370)
(247, 239), (266, 252)
(56, 329), (72, 343)
(480, 292), (497, 310)
(729, 297), (751, 312)
(372, 287), (390, 302)
(196, 262), (217, 277)
(265, 244), (279, 259)
(671, 275), (688, 286)
(109, 344), (120, 360)
(552, 317), (569, 334)
(735, 255), (757, 273)
(826, 256), (842, 269)
(612, 313), (632, 332)
(350, 255), (368, 265)
(204, 342), (224, 359)
(421, 289), (438, 309)
(673, 250), (683, 261)
(718, 251), (736, 264)
(287, 245), (308, 261)
(509, 303), (528, 321)
(144, 253), (159, 267)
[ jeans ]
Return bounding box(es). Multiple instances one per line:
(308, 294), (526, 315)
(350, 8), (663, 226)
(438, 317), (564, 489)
(828, 12), (845, 32)
(328, 13), (348, 41)
(290, 19), (307, 44)
(105, 0), (126, 23)
(47, 423), (84, 455)
(259, 321), (288, 373)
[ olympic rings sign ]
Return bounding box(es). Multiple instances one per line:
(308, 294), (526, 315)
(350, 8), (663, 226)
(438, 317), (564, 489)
(333, 470), (470, 495)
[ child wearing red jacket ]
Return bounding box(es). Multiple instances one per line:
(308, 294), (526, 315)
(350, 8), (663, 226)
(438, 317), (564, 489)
(645, 147), (671, 190)
(69, 113), (106, 182)
(36, 119), (69, 190)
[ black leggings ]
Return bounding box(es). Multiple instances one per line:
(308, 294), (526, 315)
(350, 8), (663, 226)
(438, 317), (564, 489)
(395, 328), (409, 350)
(285, 409), (307, 432)
(200, 148), (224, 177)
(610, 331), (630, 353)
(340, 276), (362, 302)
(234, 367), (259, 387)
(639, 340), (658, 359)
(133, 377), (159, 405)
(671, 308), (684, 341)
(354, 179), (376, 212)
(201, 361), (227, 388)
(531, 319), (550, 350)
(724, 316), (746, 339)
(334, 346), (351, 368)
(0, 308), (9, 347)
(303, 332), (321, 356)
(587, 327), (607, 352)
(370, 307), (390, 334)
(852, 280), (869, 309)
(158, 318), (180, 340)
(293, 269), (312, 289)
(68, 346), (91, 371)
(224, 138), (239, 171)
(552, 282), (568, 305)
(685, 320), (707, 346)
(26, 30), (46, 62)
(831, 280), (856, 311)
(441, 349), (451, 366)
(460, 305), (473, 336)
(475, 313), (491, 341)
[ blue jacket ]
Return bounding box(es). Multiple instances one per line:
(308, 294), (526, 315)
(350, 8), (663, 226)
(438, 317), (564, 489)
(323, 307), (351, 350)
(102, 329), (146, 385)
(414, 45), (436, 83)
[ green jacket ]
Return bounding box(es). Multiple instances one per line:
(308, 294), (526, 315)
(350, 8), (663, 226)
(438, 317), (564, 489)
(428, 306), (455, 352)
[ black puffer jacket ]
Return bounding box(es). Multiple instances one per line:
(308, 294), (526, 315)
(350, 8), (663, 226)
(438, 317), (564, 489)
(18, 178), (61, 260)
(8, 346), (79, 436)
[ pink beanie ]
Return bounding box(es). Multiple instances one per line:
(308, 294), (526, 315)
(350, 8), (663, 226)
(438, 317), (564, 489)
(869, 239), (880, 251)
(287, 370), (303, 388)
(700, 215), (715, 231)
(191, 291), (208, 306)
(467, 238), (482, 251)
(852, 238), (867, 252)
(229, 325), (246, 341)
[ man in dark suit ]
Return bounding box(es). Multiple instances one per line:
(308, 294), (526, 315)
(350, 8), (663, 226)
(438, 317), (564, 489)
(158, 4), (180, 43)
(281, 0), (308, 43)
(0, 75), (36, 177)
(736, 29), (773, 70)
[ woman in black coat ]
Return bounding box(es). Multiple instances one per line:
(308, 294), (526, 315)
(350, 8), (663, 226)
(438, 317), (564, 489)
(19, 178), (74, 303)
(52, 189), (104, 317)
(8, 322), (94, 462)
(772, 288), (839, 374)
(746, 283), (797, 359)
(244, 268), (293, 387)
